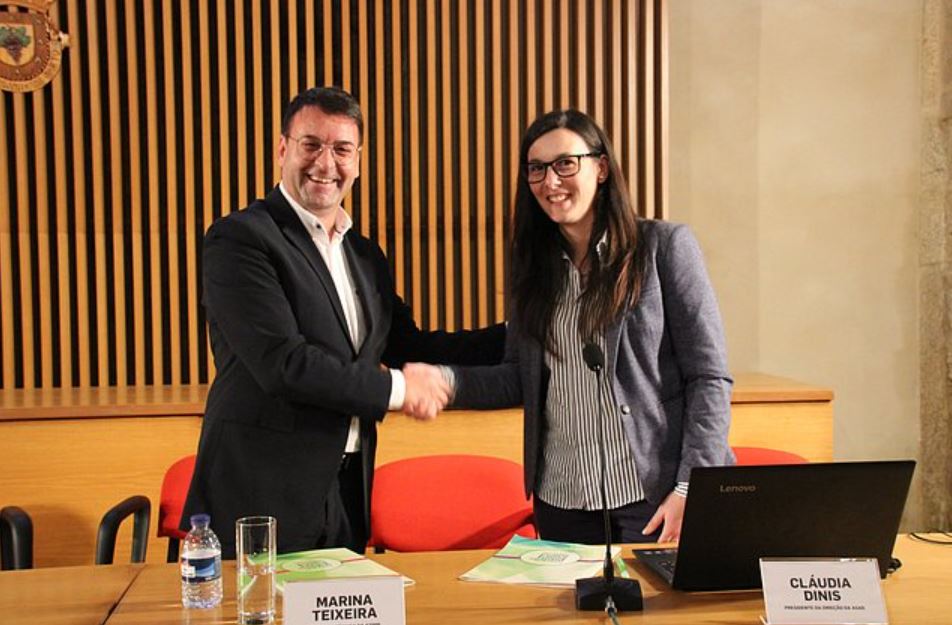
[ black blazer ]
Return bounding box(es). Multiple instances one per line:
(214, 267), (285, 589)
(182, 187), (504, 555)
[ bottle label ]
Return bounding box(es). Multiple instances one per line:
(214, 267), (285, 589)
(181, 553), (221, 583)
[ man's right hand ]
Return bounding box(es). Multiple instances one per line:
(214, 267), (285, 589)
(401, 363), (451, 420)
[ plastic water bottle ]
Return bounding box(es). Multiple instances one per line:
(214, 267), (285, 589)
(180, 513), (223, 608)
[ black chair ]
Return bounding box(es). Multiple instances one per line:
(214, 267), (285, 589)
(0, 506), (33, 570)
(95, 495), (151, 565)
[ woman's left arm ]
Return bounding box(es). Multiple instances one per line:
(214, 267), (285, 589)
(642, 224), (732, 541)
(659, 224), (734, 482)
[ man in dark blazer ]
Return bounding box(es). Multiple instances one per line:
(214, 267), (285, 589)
(181, 87), (505, 557)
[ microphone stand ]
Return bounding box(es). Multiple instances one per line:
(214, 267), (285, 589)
(575, 342), (644, 613)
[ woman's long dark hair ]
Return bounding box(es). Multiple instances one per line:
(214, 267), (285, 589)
(510, 109), (645, 351)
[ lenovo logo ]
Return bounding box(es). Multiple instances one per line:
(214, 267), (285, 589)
(719, 484), (757, 493)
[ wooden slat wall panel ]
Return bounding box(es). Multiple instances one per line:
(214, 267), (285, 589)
(0, 0), (666, 389)
(51, 1), (72, 388)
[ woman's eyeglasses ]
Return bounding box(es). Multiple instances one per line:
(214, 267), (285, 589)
(525, 152), (601, 183)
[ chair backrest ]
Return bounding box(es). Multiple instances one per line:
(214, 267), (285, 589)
(1, 506), (33, 570)
(95, 495), (151, 564)
(732, 446), (808, 466)
(158, 455), (196, 562)
(369, 454), (535, 552)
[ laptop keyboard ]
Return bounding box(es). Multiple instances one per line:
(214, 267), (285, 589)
(655, 553), (677, 574)
(633, 548), (678, 584)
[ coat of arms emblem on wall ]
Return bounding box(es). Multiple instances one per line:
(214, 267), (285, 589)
(0, 0), (69, 92)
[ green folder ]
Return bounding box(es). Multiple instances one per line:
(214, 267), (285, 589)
(459, 535), (622, 588)
(245, 548), (413, 593)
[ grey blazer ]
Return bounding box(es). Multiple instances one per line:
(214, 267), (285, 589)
(452, 220), (734, 505)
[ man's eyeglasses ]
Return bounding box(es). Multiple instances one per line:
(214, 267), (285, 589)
(525, 152), (601, 183)
(285, 135), (361, 164)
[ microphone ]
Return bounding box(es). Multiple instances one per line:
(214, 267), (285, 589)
(582, 342), (604, 373)
(575, 342), (643, 613)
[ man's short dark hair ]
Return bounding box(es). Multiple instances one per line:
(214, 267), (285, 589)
(281, 86), (364, 142)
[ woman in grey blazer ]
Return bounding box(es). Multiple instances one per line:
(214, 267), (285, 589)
(449, 109), (733, 544)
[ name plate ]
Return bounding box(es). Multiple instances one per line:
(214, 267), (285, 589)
(283, 575), (406, 625)
(760, 558), (887, 625)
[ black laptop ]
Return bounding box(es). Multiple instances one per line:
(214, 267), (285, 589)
(634, 460), (915, 591)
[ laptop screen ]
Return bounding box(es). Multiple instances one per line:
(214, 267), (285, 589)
(668, 460), (915, 591)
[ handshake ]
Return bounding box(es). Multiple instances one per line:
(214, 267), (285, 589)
(401, 363), (453, 421)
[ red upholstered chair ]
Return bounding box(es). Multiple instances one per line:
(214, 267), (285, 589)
(369, 454), (536, 552)
(732, 446), (808, 465)
(158, 455), (196, 562)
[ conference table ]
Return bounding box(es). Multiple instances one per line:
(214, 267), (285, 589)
(0, 563), (140, 625)
(2, 535), (949, 624)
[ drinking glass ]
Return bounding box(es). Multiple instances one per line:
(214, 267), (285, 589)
(236, 516), (276, 625)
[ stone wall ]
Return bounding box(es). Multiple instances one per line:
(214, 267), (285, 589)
(920, 0), (952, 530)
(669, 0), (924, 528)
